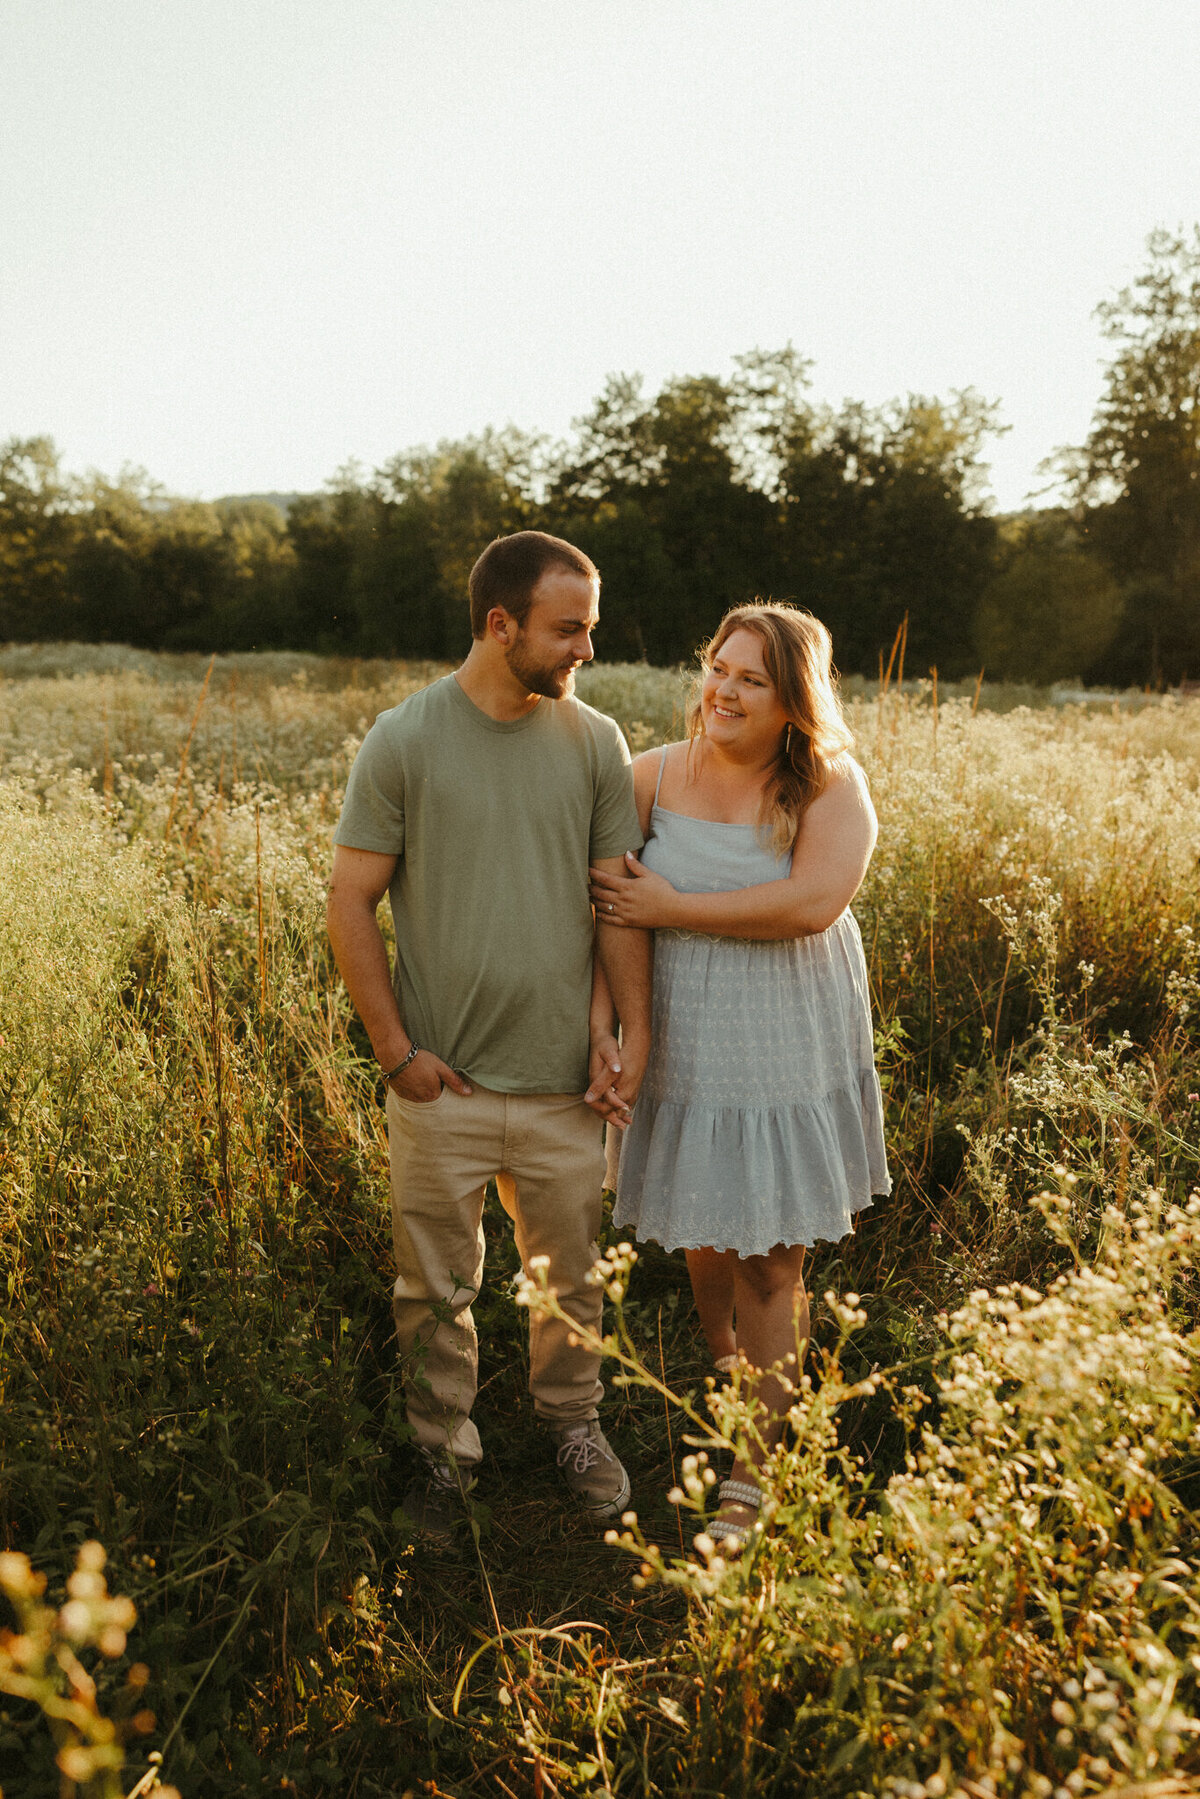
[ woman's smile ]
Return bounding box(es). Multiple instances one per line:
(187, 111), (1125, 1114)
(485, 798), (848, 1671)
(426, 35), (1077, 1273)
(701, 628), (790, 749)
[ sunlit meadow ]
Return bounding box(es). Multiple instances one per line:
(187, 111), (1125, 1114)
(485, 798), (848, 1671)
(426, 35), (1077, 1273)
(2, 646), (1199, 1797)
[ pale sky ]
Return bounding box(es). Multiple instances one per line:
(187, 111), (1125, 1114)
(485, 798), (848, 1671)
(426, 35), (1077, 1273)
(3, 0), (1200, 512)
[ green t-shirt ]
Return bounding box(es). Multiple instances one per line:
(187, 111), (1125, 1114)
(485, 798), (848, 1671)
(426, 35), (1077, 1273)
(334, 674), (642, 1094)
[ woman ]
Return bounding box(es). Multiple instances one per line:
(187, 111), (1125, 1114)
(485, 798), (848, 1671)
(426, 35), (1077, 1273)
(590, 602), (890, 1548)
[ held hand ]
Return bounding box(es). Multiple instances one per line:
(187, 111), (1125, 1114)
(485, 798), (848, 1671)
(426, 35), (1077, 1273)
(590, 852), (679, 929)
(584, 1032), (631, 1127)
(389, 1048), (473, 1104)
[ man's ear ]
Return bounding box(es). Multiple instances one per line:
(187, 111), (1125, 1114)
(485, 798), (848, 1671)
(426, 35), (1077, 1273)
(487, 607), (513, 645)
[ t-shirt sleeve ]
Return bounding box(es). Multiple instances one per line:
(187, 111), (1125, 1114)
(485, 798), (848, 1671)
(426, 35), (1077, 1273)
(332, 716), (406, 854)
(589, 721), (644, 861)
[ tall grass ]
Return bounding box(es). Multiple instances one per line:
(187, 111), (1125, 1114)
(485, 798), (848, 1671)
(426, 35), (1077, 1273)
(1, 652), (1198, 1796)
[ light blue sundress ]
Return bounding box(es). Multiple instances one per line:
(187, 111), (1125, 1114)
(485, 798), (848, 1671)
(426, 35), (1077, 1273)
(612, 753), (891, 1256)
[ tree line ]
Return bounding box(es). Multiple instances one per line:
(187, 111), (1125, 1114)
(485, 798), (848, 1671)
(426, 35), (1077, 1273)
(3, 229), (1199, 685)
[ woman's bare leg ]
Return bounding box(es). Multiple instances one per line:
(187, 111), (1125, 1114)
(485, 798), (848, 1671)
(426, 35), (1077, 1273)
(685, 1247), (737, 1362)
(715, 1243), (809, 1534)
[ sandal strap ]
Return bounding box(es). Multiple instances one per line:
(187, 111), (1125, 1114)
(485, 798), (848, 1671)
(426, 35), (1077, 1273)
(711, 1519), (753, 1548)
(716, 1479), (762, 1510)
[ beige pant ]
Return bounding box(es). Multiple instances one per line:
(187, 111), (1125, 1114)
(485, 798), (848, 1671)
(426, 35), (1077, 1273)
(386, 1083), (606, 1465)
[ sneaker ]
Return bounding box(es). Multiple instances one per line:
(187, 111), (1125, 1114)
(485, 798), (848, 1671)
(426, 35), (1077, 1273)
(400, 1452), (473, 1546)
(549, 1419), (631, 1519)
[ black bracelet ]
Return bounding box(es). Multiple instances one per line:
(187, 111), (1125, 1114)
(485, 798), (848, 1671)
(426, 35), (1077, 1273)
(382, 1043), (420, 1083)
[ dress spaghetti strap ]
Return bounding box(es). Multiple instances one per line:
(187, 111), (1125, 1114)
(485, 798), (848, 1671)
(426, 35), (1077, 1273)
(652, 746), (669, 806)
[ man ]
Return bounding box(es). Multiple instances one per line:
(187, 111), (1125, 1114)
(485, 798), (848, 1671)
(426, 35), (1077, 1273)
(327, 530), (651, 1537)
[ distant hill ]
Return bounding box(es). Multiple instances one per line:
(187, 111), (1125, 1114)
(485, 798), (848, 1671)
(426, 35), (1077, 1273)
(213, 491), (308, 518)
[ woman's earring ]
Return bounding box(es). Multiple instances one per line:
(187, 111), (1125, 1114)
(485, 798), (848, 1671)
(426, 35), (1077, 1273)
(785, 724), (792, 755)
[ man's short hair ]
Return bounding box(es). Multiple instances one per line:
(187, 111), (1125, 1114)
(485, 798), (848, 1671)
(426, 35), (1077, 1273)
(468, 531), (598, 638)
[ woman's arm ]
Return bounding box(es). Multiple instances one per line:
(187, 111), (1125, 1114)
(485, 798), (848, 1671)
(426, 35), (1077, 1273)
(590, 759), (878, 941)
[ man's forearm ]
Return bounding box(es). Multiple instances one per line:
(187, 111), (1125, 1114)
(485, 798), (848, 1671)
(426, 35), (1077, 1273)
(326, 894), (411, 1067)
(589, 954), (618, 1041)
(596, 925), (652, 1045)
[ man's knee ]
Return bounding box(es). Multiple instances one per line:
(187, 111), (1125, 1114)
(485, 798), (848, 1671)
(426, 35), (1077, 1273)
(393, 1268), (479, 1317)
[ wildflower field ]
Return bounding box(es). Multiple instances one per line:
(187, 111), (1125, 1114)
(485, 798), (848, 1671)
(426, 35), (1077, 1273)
(2, 644), (1200, 1799)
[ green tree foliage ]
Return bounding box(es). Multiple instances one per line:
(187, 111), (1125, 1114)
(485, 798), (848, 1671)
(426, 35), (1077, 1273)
(210, 497), (296, 647)
(369, 429), (539, 657)
(775, 391), (1001, 677)
(0, 359), (1004, 672)
(69, 470), (161, 643)
(548, 360), (1000, 673)
(0, 438), (76, 639)
(975, 514), (1123, 683)
(67, 474), (295, 651)
(1068, 227), (1200, 683)
(549, 368), (779, 659)
(286, 474), (370, 652)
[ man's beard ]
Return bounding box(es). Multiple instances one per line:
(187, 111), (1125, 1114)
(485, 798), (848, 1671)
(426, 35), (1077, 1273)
(504, 636), (576, 699)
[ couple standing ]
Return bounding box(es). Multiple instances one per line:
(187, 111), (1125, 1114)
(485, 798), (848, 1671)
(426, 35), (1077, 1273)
(327, 530), (889, 1549)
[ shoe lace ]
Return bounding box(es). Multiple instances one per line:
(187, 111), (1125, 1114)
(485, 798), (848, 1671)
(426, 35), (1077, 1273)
(422, 1457), (461, 1494)
(555, 1426), (604, 1475)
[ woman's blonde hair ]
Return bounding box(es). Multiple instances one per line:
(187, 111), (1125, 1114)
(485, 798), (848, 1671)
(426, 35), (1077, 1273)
(687, 600), (854, 853)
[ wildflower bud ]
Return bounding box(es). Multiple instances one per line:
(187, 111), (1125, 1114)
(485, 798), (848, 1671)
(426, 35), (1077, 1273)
(67, 1570), (106, 1601)
(604, 1529), (618, 1544)
(59, 1600), (92, 1641)
(58, 1748), (96, 1782)
(0, 1552), (41, 1598)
